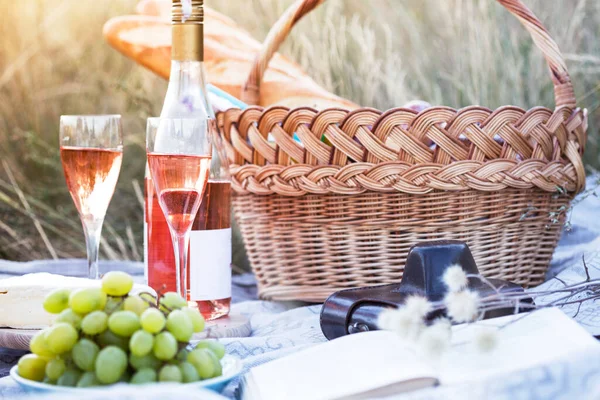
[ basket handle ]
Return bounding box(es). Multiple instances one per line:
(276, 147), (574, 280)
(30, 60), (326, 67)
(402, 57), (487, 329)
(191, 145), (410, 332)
(241, 0), (577, 109)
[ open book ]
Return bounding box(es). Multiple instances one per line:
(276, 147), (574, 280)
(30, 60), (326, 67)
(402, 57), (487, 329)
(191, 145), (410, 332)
(241, 308), (600, 400)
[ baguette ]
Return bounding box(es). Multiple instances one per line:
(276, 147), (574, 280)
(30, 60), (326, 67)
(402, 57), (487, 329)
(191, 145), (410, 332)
(103, 0), (357, 109)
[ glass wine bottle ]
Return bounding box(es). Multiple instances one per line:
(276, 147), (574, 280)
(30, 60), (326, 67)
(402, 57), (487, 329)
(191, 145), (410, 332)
(145, 0), (231, 320)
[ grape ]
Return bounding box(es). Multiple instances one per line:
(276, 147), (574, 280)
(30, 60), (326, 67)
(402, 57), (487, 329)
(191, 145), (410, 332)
(158, 365), (182, 382)
(55, 308), (83, 330)
(97, 329), (129, 351)
(98, 291), (108, 310)
(72, 339), (99, 372)
(81, 310), (108, 335)
(45, 322), (78, 354)
(131, 368), (157, 384)
(104, 296), (124, 314)
(17, 354), (47, 382)
(166, 310), (193, 342)
(179, 361), (199, 383)
(101, 271), (134, 296)
(77, 371), (101, 388)
(57, 368), (82, 387)
(192, 348), (221, 378)
(140, 308), (166, 334)
(29, 329), (54, 358)
(195, 340), (226, 360)
(176, 348), (190, 362)
(129, 330), (153, 357)
(187, 348), (216, 379)
(118, 370), (132, 383)
(43, 377), (56, 385)
(124, 295), (149, 316)
(210, 350), (223, 378)
(159, 292), (187, 312)
(17, 269), (226, 389)
(43, 288), (70, 314)
(45, 358), (66, 381)
(95, 346), (128, 384)
(69, 288), (106, 315)
(139, 292), (157, 307)
(182, 307), (205, 333)
(108, 311), (141, 337)
(153, 332), (178, 361)
(129, 353), (162, 370)
(195, 340), (225, 360)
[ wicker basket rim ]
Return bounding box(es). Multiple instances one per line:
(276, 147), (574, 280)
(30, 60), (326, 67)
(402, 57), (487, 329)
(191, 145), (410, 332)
(217, 105), (587, 196)
(221, 104), (584, 130)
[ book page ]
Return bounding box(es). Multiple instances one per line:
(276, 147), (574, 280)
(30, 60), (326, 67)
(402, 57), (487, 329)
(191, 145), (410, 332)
(440, 308), (600, 385)
(249, 330), (438, 400)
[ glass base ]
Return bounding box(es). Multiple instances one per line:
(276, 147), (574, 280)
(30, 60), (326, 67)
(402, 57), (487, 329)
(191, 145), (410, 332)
(187, 297), (231, 321)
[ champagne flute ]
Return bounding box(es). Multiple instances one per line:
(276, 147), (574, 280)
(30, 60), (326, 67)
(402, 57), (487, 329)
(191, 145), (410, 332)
(60, 115), (123, 279)
(146, 118), (211, 299)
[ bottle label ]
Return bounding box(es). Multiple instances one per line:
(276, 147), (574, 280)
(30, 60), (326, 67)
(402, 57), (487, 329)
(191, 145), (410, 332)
(189, 228), (232, 300)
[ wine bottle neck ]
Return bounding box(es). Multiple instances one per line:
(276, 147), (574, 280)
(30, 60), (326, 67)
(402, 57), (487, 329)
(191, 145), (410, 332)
(163, 0), (228, 180)
(163, 1), (208, 118)
(161, 60), (210, 118)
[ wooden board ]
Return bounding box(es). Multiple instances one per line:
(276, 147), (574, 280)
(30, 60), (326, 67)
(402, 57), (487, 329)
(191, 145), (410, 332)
(0, 329), (32, 351)
(193, 312), (252, 340)
(0, 312), (251, 351)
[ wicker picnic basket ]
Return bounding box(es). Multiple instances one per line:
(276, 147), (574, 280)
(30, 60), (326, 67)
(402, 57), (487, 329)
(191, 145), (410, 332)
(216, 0), (588, 302)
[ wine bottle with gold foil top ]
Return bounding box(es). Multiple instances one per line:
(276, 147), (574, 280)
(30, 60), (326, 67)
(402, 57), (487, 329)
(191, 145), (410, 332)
(145, 0), (232, 320)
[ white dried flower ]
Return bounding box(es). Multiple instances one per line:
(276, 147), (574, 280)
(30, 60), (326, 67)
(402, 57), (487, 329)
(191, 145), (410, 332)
(403, 296), (432, 318)
(445, 290), (480, 323)
(442, 264), (468, 292)
(395, 309), (425, 340)
(418, 318), (452, 358)
(378, 308), (400, 331)
(431, 317), (452, 332)
(474, 327), (499, 353)
(377, 308), (424, 340)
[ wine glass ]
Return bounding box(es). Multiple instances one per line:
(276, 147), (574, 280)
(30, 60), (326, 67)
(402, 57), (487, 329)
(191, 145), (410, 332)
(146, 118), (211, 299)
(60, 115), (123, 279)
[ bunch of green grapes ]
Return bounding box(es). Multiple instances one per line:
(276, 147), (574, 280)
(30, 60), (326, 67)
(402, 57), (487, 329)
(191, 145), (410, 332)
(18, 271), (226, 387)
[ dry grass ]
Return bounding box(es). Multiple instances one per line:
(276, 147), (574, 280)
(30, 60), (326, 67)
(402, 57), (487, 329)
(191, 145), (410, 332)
(0, 0), (599, 264)
(0, 0), (166, 260)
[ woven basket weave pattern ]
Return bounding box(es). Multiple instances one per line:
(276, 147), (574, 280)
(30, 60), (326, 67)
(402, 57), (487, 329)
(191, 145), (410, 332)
(220, 105), (586, 195)
(216, 0), (588, 301)
(234, 190), (570, 302)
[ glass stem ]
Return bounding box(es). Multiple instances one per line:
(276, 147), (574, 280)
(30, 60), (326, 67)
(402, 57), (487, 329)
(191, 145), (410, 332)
(83, 219), (103, 279)
(170, 230), (190, 299)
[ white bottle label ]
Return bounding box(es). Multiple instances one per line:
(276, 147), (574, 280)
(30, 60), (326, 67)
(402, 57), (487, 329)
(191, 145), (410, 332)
(189, 228), (232, 300)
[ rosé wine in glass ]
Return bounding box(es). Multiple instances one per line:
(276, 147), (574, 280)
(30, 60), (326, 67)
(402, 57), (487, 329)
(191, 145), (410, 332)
(147, 154), (211, 236)
(60, 115), (123, 279)
(61, 147), (122, 221)
(146, 118), (211, 300)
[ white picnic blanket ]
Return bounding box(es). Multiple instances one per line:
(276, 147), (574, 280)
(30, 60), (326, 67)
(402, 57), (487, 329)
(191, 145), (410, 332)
(1, 177), (600, 399)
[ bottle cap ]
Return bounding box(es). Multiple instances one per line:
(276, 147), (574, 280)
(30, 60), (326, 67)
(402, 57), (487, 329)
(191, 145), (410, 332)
(172, 0), (204, 25)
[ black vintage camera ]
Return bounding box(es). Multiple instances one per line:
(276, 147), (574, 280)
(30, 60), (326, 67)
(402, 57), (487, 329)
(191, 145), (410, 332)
(320, 241), (532, 340)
